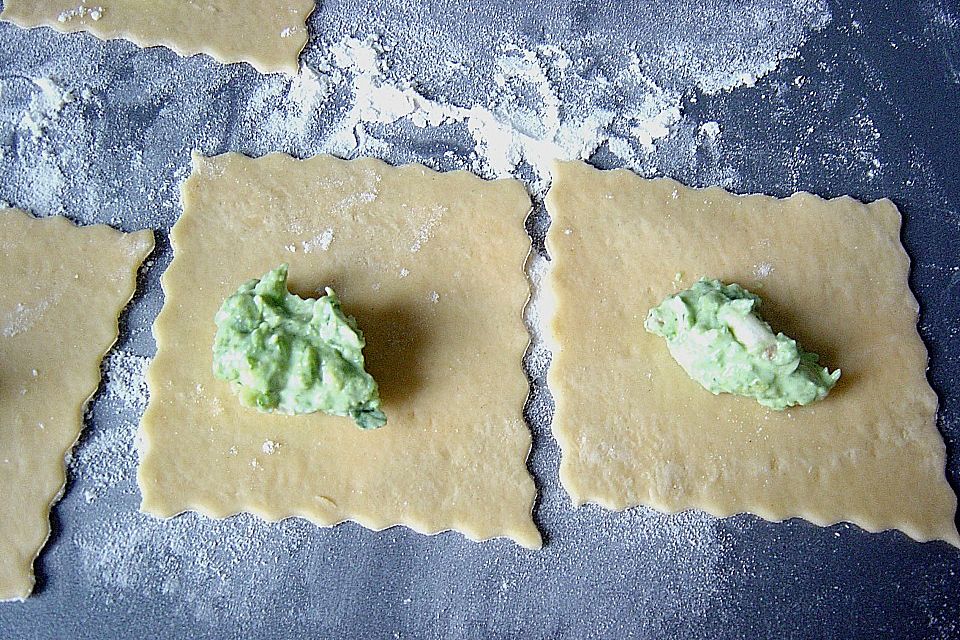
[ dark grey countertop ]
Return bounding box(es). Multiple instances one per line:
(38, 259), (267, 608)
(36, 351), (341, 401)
(1, 1), (959, 638)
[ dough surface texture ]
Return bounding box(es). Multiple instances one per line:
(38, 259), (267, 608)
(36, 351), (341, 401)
(138, 152), (541, 549)
(544, 160), (959, 547)
(1, 0), (314, 74)
(0, 209), (153, 601)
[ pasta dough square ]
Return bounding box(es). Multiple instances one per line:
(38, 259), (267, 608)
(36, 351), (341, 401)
(0, 209), (153, 601)
(544, 160), (959, 546)
(138, 152), (541, 549)
(1, 0), (314, 75)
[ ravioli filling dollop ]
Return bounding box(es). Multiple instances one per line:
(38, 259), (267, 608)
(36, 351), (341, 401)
(645, 278), (840, 410)
(213, 264), (386, 429)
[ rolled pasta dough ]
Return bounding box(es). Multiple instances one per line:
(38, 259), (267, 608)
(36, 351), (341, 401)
(137, 152), (541, 549)
(545, 160), (959, 547)
(0, 209), (153, 601)
(1, 0), (315, 75)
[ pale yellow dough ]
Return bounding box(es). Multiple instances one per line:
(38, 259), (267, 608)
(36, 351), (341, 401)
(0, 209), (153, 601)
(137, 152), (541, 549)
(1, 0), (314, 75)
(545, 160), (960, 546)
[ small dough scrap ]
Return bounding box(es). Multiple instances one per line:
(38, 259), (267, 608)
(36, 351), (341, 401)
(545, 160), (959, 546)
(1, 0), (315, 75)
(138, 152), (540, 549)
(0, 209), (153, 601)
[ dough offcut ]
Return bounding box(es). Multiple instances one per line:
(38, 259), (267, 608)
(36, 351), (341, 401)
(1, 0), (314, 75)
(545, 160), (959, 546)
(138, 152), (541, 549)
(0, 209), (153, 601)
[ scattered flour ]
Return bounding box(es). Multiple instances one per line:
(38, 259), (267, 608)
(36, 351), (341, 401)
(19, 77), (75, 138)
(57, 5), (104, 23)
(258, 0), (835, 200)
(102, 349), (151, 413)
(6, 2), (932, 630)
(754, 262), (775, 279)
(301, 227), (334, 252)
(71, 508), (312, 624)
(250, 1), (833, 197)
(409, 205), (444, 252)
(1, 291), (61, 337)
(0, 0), (841, 227)
(67, 349), (151, 504)
(317, 36), (643, 193)
(523, 252), (551, 353)
(71, 344), (312, 627)
(699, 121), (721, 138)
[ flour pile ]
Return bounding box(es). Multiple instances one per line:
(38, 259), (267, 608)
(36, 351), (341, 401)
(244, 0), (832, 198)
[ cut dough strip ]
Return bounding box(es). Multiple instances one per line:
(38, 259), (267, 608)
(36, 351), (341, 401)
(0, 209), (154, 601)
(138, 152), (541, 549)
(545, 159), (959, 547)
(1, 1), (315, 75)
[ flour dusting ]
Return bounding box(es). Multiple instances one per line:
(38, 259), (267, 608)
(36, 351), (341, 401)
(409, 205), (444, 252)
(1, 291), (61, 337)
(7, 1), (946, 634)
(20, 77), (75, 139)
(301, 228), (334, 252)
(237, 0), (832, 201)
(57, 5), (104, 23)
(102, 349), (151, 413)
(753, 262), (774, 280)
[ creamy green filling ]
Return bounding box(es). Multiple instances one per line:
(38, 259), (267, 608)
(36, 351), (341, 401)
(645, 278), (840, 410)
(212, 264), (386, 429)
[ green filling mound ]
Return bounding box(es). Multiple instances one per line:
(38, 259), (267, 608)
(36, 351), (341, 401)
(645, 278), (840, 410)
(212, 264), (386, 429)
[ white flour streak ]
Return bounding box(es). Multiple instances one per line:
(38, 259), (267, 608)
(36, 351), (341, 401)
(282, 5), (831, 196)
(19, 77), (75, 138)
(70, 345), (312, 624)
(410, 205), (444, 252)
(1, 290), (61, 337)
(699, 121), (721, 138)
(754, 262), (774, 279)
(102, 349), (151, 413)
(524, 253), (550, 348)
(523, 251), (553, 386)
(301, 228), (334, 252)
